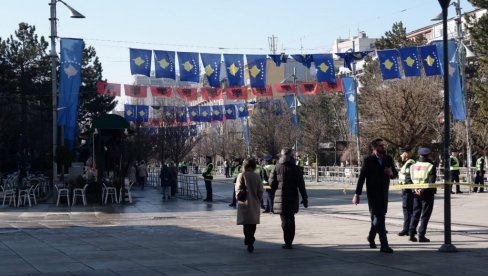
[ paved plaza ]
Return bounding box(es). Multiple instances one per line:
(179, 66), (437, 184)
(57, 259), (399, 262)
(0, 176), (487, 275)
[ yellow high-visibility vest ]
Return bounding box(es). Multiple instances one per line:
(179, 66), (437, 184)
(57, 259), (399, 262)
(450, 156), (460, 171)
(411, 161), (434, 184)
(399, 159), (415, 184)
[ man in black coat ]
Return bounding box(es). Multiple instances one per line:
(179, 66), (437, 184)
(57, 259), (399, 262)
(269, 148), (308, 249)
(352, 138), (398, 253)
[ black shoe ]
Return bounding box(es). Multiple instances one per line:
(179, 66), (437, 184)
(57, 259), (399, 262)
(247, 245), (254, 253)
(229, 203), (236, 207)
(380, 246), (394, 253)
(397, 230), (408, 236)
(262, 210), (270, 213)
(367, 236), (377, 249)
(456, 191), (463, 194)
(418, 236), (430, 242)
(204, 198), (212, 202)
(450, 191), (455, 194)
(282, 244), (293, 249)
(409, 234), (418, 242)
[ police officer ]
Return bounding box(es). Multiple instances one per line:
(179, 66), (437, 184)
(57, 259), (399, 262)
(398, 146), (415, 237)
(474, 154), (486, 193)
(450, 149), (463, 194)
(202, 156), (214, 202)
(409, 147), (437, 243)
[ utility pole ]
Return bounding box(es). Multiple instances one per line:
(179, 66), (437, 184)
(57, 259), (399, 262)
(268, 35), (278, 55)
(352, 41), (361, 166)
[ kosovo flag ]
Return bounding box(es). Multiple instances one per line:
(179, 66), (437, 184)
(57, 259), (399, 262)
(175, 107), (188, 123)
(246, 54), (267, 88)
(130, 48), (151, 77)
(419, 45), (442, 76)
(211, 105), (223, 122)
(335, 51), (371, 71)
(398, 47), (421, 77)
(312, 54), (336, 83)
(199, 106), (212, 122)
(154, 50), (176, 79)
(136, 105), (149, 123)
(377, 50), (401, 80)
(224, 104), (237, 120)
(257, 101), (269, 115)
(124, 104), (136, 122)
(269, 53), (288, 66)
(177, 52), (200, 82)
(236, 103), (249, 118)
(201, 53), (222, 88)
(291, 54), (313, 68)
(224, 54), (245, 86)
(188, 106), (200, 122)
(162, 106), (175, 122)
(189, 125), (198, 137)
(271, 99), (283, 116)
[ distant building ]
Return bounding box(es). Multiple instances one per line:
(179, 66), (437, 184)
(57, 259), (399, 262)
(332, 31), (378, 74)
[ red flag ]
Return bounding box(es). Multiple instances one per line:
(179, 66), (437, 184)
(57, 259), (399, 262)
(97, 81), (121, 96)
(176, 87), (198, 101)
(226, 86), (248, 100)
(321, 78), (344, 92)
(298, 81), (319, 95)
(201, 87), (223, 101)
(124, 84), (148, 98)
(251, 85), (273, 97)
(274, 83), (297, 94)
(150, 86), (174, 98)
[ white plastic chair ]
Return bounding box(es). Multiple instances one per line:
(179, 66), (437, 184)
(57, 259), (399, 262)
(17, 186), (32, 207)
(119, 180), (135, 203)
(102, 183), (118, 204)
(72, 183), (89, 206)
(54, 182), (70, 206)
(1, 184), (16, 207)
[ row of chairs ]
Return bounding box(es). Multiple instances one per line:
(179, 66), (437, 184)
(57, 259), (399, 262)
(53, 180), (135, 206)
(1, 173), (47, 207)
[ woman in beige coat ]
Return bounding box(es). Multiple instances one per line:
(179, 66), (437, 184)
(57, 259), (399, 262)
(235, 158), (264, 253)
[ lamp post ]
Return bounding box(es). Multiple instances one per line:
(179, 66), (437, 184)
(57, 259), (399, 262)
(49, 0), (84, 181)
(437, 0), (457, 253)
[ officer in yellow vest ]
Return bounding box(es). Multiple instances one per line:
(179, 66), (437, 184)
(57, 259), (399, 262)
(474, 154), (486, 193)
(398, 146), (416, 237)
(409, 147), (436, 243)
(202, 156), (214, 202)
(450, 149), (462, 194)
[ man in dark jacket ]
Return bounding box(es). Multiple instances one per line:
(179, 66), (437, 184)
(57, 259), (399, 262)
(269, 148), (308, 249)
(352, 138), (398, 253)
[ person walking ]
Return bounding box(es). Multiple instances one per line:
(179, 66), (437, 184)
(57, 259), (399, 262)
(398, 146), (416, 237)
(262, 156), (276, 213)
(168, 162), (178, 196)
(137, 160), (148, 190)
(160, 163), (173, 200)
(450, 149), (462, 194)
(269, 148), (308, 249)
(202, 156), (214, 202)
(474, 154), (485, 193)
(127, 161), (137, 186)
(409, 147), (437, 243)
(224, 159), (230, 178)
(352, 138), (397, 253)
(229, 158), (242, 207)
(235, 158), (263, 253)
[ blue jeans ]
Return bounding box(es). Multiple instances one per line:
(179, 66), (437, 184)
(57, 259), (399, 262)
(369, 213), (388, 247)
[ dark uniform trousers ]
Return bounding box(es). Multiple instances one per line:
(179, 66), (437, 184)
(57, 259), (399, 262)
(369, 213), (388, 247)
(451, 171), (461, 192)
(264, 189), (275, 212)
(204, 178), (213, 201)
(409, 189), (435, 236)
(401, 189), (414, 232)
(280, 214), (296, 245)
(474, 171), (485, 192)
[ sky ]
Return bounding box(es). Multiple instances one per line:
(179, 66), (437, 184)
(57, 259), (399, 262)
(0, 0), (476, 84)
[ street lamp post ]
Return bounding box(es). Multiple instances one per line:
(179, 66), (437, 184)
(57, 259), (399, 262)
(438, 0), (457, 253)
(49, 0), (84, 182)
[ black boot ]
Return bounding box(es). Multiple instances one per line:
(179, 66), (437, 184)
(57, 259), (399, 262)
(409, 234), (417, 242)
(418, 235), (430, 242)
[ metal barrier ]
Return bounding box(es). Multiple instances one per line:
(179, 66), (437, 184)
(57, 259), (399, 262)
(177, 175), (202, 200)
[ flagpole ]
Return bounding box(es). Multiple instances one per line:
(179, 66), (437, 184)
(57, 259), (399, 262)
(293, 67), (299, 160)
(352, 41), (361, 166)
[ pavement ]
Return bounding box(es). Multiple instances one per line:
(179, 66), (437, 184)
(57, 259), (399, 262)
(0, 175), (487, 275)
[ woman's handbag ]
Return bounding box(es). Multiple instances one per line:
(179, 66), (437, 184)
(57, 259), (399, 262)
(236, 175), (247, 202)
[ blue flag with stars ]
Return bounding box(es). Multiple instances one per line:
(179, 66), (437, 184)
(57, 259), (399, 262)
(343, 77), (357, 135)
(246, 54), (267, 88)
(419, 45), (442, 76)
(312, 54), (336, 83)
(257, 101), (269, 115)
(224, 54), (245, 86)
(162, 106), (175, 122)
(154, 50), (175, 79)
(398, 47), (421, 77)
(271, 99), (283, 116)
(177, 52), (200, 82)
(236, 103), (249, 118)
(189, 125), (198, 137)
(124, 104), (136, 122)
(269, 53), (288, 67)
(199, 106), (212, 122)
(57, 38), (84, 149)
(211, 105), (223, 121)
(136, 105), (149, 123)
(291, 54), (313, 68)
(377, 49), (401, 80)
(188, 106), (200, 122)
(224, 104), (237, 120)
(201, 53), (222, 88)
(335, 51), (371, 71)
(130, 48), (151, 77)
(175, 107), (188, 123)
